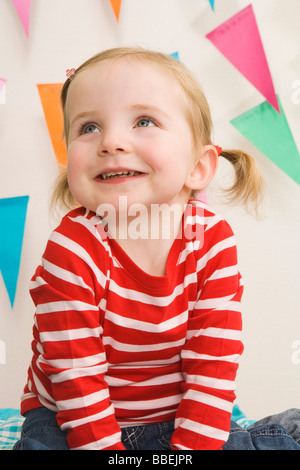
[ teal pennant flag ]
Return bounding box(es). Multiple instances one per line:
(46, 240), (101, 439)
(170, 51), (179, 61)
(208, 0), (215, 10)
(231, 97), (300, 185)
(0, 195), (29, 307)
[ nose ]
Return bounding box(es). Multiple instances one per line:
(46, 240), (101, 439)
(97, 128), (129, 156)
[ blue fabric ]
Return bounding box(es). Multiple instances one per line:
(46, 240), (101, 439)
(232, 403), (256, 428)
(13, 406), (300, 450)
(122, 420), (174, 450)
(223, 420), (300, 450)
(0, 411), (25, 450)
(13, 408), (68, 450)
(4, 406), (249, 450)
(13, 408), (173, 451)
(0, 408), (23, 420)
(247, 408), (300, 447)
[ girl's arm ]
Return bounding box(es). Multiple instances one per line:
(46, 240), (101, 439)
(27, 210), (126, 450)
(170, 219), (244, 450)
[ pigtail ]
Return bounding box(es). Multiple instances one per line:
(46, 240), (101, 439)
(219, 149), (264, 213)
(50, 167), (78, 217)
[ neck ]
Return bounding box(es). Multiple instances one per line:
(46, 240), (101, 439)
(103, 199), (187, 241)
(107, 201), (188, 276)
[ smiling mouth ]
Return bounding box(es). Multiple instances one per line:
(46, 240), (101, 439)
(98, 170), (144, 180)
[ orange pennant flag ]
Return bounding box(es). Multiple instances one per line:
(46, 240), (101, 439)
(37, 84), (67, 167)
(110, 0), (122, 21)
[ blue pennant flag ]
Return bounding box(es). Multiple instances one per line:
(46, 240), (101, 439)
(208, 0), (215, 11)
(0, 195), (29, 307)
(170, 52), (180, 61)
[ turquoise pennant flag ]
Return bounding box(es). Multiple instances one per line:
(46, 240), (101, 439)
(170, 51), (179, 61)
(0, 195), (29, 307)
(231, 97), (300, 185)
(208, 0), (215, 10)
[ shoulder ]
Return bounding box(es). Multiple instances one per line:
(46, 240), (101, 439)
(187, 199), (235, 242)
(53, 207), (108, 245)
(187, 201), (241, 289)
(178, 200), (237, 267)
(55, 206), (98, 234)
(44, 207), (111, 267)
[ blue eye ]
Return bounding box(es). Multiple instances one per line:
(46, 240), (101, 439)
(81, 123), (100, 134)
(136, 117), (156, 128)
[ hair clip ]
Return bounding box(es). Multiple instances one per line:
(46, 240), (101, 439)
(66, 68), (76, 81)
(214, 145), (222, 156)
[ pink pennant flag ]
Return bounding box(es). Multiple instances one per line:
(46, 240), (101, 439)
(206, 5), (279, 112)
(0, 78), (7, 104)
(12, 0), (31, 37)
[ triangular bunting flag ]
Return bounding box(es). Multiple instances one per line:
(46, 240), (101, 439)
(0, 78), (7, 104)
(170, 52), (180, 61)
(206, 5), (279, 112)
(208, 0), (215, 11)
(110, 0), (122, 21)
(12, 0), (31, 37)
(231, 97), (300, 185)
(0, 195), (29, 307)
(37, 84), (67, 167)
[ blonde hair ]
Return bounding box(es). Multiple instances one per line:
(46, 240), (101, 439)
(52, 46), (263, 212)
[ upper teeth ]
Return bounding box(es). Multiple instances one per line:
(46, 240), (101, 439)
(100, 171), (140, 180)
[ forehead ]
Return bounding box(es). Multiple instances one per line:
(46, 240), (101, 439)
(66, 57), (187, 114)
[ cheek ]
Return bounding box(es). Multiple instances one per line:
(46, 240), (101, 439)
(66, 149), (86, 192)
(66, 167), (79, 201)
(67, 143), (88, 173)
(142, 140), (174, 171)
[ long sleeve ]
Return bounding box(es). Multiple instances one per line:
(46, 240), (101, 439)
(170, 219), (244, 450)
(26, 210), (126, 450)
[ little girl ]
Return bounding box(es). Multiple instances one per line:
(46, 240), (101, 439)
(14, 47), (299, 451)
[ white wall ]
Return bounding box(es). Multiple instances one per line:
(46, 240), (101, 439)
(0, 0), (299, 421)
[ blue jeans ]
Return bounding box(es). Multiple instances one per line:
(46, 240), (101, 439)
(13, 407), (300, 450)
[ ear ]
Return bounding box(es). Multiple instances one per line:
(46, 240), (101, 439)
(185, 145), (218, 191)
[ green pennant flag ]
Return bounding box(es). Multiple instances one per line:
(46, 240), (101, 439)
(231, 97), (300, 185)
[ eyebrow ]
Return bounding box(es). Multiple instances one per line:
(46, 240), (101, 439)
(129, 104), (169, 117)
(69, 104), (169, 129)
(69, 111), (99, 129)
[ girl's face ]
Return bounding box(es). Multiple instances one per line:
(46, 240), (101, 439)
(66, 57), (200, 214)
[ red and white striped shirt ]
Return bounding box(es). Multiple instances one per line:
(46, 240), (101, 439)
(21, 200), (244, 450)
